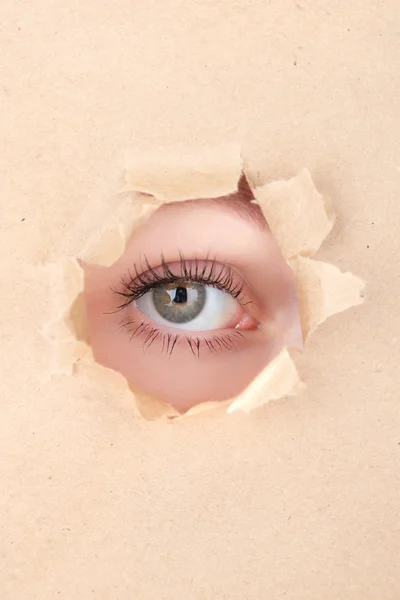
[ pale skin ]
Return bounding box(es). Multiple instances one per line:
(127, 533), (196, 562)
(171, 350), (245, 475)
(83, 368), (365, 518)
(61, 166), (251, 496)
(82, 187), (302, 412)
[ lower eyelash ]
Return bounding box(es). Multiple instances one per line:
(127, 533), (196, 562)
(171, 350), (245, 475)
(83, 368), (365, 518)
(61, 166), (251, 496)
(119, 317), (244, 358)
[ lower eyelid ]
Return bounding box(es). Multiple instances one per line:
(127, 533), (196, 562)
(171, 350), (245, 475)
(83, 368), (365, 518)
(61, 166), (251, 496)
(118, 314), (249, 357)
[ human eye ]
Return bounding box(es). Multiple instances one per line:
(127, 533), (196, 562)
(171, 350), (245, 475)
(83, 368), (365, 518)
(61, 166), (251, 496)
(114, 255), (259, 356)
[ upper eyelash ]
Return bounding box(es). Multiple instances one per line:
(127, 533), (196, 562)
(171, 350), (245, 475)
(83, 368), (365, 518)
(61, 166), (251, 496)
(112, 252), (248, 311)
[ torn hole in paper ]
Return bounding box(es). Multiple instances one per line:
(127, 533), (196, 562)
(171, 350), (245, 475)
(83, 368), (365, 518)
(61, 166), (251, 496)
(40, 144), (365, 419)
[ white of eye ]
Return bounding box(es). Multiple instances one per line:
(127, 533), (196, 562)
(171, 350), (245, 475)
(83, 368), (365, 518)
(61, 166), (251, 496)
(135, 286), (239, 331)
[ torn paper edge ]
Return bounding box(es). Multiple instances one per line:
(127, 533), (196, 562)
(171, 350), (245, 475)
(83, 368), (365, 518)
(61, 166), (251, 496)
(122, 142), (243, 202)
(39, 144), (365, 419)
(289, 256), (365, 342)
(250, 168), (336, 260)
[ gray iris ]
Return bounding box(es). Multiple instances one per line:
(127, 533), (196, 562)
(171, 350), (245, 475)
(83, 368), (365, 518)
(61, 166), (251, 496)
(152, 284), (206, 323)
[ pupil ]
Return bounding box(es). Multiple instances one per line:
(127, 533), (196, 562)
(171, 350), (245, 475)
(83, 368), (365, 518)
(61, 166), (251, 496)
(173, 287), (188, 304)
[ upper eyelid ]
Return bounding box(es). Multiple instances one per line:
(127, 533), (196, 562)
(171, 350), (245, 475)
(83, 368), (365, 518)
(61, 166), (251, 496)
(112, 255), (254, 310)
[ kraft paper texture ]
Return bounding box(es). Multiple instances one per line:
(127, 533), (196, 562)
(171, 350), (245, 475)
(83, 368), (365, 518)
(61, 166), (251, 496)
(1, 1), (399, 598)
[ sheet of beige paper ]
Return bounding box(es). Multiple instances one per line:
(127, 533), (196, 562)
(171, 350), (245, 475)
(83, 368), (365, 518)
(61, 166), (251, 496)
(1, 1), (399, 599)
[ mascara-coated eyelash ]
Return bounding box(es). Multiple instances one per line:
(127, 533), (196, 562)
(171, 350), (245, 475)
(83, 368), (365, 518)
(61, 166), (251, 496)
(118, 316), (245, 358)
(112, 253), (249, 311)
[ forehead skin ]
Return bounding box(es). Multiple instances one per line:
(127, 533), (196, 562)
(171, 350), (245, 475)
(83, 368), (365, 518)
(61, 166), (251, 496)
(158, 175), (268, 231)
